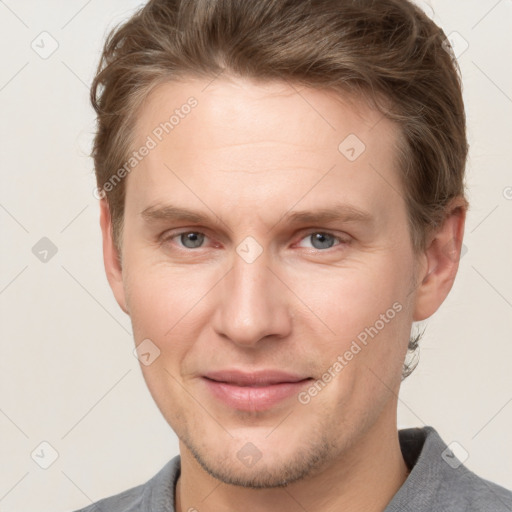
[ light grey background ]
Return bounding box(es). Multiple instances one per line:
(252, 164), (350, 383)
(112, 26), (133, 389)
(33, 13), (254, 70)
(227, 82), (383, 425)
(0, 1), (511, 511)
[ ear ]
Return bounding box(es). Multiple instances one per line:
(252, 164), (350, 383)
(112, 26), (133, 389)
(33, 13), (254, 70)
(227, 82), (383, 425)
(413, 197), (467, 321)
(99, 199), (129, 315)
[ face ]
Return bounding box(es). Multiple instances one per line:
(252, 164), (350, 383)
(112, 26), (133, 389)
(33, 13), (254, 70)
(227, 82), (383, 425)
(101, 75), (459, 488)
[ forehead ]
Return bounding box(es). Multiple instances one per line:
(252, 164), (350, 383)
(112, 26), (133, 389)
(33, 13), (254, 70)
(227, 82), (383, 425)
(134, 75), (394, 157)
(127, 76), (405, 226)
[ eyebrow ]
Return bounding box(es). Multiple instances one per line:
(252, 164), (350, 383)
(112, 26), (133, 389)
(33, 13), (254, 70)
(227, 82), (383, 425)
(140, 202), (374, 231)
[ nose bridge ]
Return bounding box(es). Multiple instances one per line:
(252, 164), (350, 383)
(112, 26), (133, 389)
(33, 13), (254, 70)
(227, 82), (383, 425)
(214, 243), (291, 346)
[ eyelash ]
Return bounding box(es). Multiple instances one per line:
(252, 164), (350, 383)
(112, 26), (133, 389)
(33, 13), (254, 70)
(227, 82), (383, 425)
(160, 229), (349, 252)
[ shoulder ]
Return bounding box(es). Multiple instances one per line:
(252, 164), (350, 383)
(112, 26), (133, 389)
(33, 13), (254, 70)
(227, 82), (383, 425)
(388, 426), (512, 512)
(70, 455), (180, 512)
(443, 465), (512, 511)
(72, 483), (145, 512)
(428, 426), (512, 511)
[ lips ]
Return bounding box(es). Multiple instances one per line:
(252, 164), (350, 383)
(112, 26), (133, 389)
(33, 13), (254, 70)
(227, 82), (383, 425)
(202, 369), (313, 411)
(203, 369), (310, 386)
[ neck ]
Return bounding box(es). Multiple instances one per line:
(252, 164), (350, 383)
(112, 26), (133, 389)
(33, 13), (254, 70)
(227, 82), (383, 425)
(175, 406), (409, 512)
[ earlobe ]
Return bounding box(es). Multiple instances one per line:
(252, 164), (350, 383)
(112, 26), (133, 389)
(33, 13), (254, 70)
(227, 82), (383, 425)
(412, 198), (467, 321)
(99, 199), (129, 315)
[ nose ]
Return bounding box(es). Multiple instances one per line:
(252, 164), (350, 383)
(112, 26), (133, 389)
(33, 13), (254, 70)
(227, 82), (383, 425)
(212, 246), (293, 348)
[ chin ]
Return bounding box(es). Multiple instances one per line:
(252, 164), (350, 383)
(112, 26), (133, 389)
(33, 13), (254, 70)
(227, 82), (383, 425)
(182, 428), (336, 489)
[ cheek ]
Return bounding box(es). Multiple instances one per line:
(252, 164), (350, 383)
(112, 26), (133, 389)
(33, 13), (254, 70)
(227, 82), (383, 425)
(123, 266), (178, 346)
(304, 257), (413, 387)
(123, 260), (218, 346)
(299, 261), (409, 338)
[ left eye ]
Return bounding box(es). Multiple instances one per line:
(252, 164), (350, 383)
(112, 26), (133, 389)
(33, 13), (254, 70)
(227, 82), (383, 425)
(296, 232), (342, 250)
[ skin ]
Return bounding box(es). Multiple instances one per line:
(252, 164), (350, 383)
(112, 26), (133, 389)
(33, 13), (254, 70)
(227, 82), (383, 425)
(99, 75), (466, 512)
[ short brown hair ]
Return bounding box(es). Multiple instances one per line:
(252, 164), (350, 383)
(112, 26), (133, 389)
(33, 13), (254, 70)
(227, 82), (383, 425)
(90, 0), (469, 379)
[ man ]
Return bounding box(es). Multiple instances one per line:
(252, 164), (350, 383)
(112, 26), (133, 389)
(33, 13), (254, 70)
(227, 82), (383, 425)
(76, 0), (512, 510)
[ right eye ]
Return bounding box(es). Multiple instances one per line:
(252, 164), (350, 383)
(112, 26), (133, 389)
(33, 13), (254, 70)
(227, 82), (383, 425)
(162, 230), (209, 250)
